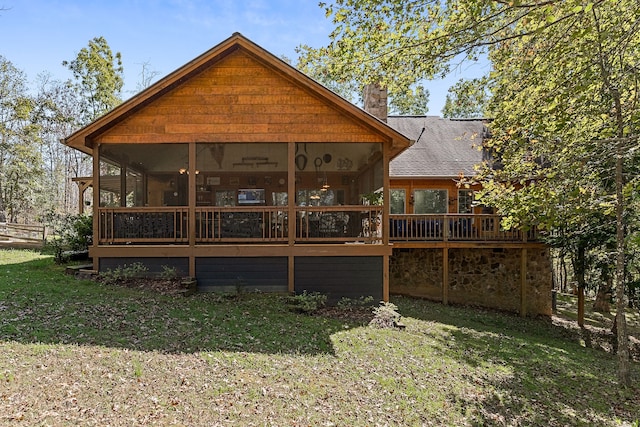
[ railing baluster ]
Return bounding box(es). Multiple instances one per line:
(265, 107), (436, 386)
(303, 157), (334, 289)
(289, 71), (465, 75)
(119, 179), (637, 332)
(388, 213), (537, 243)
(96, 209), (535, 245)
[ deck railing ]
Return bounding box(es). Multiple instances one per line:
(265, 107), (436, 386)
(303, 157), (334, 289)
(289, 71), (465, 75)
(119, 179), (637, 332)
(389, 214), (538, 242)
(295, 205), (383, 243)
(195, 205), (383, 243)
(97, 209), (537, 244)
(98, 207), (189, 244)
(195, 206), (288, 243)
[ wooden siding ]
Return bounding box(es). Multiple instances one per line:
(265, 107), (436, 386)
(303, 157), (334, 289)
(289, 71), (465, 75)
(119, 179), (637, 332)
(196, 256), (288, 292)
(94, 50), (386, 145)
(99, 257), (189, 277)
(294, 256), (383, 303)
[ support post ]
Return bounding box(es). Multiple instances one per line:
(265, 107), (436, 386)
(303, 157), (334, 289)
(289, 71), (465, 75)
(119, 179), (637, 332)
(188, 142), (196, 278)
(288, 255), (295, 294)
(520, 247), (527, 317)
(288, 142), (296, 294)
(92, 145), (100, 271)
(442, 247), (449, 305)
(383, 254), (390, 302)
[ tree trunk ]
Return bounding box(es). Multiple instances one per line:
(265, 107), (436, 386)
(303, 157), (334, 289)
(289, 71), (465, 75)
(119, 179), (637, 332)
(593, 270), (612, 313)
(573, 246), (586, 327)
(561, 254), (568, 293)
(0, 180), (5, 223)
(614, 138), (630, 386)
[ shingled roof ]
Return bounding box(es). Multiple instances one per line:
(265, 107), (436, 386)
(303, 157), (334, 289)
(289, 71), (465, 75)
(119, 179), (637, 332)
(387, 116), (487, 178)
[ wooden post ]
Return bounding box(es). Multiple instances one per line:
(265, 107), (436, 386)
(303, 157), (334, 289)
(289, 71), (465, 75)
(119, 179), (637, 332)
(443, 216), (449, 242)
(442, 247), (449, 305)
(383, 254), (390, 302)
(119, 161), (127, 207)
(520, 247), (527, 317)
(78, 185), (85, 214)
(92, 144), (100, 272)
(382, 146), (390, 302)
(287, 142), (296, 293)
(188, 142), (196, 278)
(288, 255), (295, 294)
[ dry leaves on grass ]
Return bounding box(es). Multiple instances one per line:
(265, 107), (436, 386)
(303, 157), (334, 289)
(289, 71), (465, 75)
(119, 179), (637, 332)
(551, 315), (640, 361)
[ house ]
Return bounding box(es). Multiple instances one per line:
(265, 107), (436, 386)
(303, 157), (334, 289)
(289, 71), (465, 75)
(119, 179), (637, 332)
(65, 33), (552, 315)
(384, 116), (552, 316)
(64, 33), (410, 303)
(388, 116), (487, 217)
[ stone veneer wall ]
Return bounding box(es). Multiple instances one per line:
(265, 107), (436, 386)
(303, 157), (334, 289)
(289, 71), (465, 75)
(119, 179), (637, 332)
(390, 247), (552, 316)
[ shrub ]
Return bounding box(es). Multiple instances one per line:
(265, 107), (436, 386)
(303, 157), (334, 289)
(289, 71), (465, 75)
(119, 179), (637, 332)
(100, 262), (148, 285)
(159, 265), (179, 280)
(336, 295), (375, 309)
(44, 212), (93, 264)
(369, 301), (405, 329)
(287, 291), (327, 314)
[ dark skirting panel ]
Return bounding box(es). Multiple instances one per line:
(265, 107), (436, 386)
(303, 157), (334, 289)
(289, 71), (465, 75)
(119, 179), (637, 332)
(196, 257), (288, 293)
(294, 256), (383, 303)
(99, 257), (189, 277)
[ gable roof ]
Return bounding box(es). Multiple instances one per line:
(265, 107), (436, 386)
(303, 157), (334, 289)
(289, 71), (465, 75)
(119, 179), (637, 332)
(387, 116), (487, 178)
(63, 33), (410, 156)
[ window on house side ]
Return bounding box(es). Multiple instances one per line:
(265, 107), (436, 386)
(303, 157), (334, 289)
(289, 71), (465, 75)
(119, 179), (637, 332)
(413, 189), (448, 214)
(390, 189), (406, 214)
(458, 189), (473, 214)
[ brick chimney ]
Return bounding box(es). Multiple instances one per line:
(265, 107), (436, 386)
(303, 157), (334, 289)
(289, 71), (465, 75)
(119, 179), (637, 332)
(363, 83), (388, 122)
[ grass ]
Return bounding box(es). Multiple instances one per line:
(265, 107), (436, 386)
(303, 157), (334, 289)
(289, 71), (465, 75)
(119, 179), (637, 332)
(1, 248), (639, 426)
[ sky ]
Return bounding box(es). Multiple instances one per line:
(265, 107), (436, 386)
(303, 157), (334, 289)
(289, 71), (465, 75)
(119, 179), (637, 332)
(0, 0), (488, 115)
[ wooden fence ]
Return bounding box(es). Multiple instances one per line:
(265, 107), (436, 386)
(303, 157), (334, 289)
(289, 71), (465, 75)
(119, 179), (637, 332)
(0, 222), (47, 248)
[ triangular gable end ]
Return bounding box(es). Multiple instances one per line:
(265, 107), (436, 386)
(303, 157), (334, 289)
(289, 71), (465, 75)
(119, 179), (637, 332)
(64, 33), (410, 155)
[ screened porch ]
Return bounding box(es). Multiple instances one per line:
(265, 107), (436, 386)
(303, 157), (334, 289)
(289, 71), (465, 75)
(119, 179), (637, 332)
(96, 141), (385, 245)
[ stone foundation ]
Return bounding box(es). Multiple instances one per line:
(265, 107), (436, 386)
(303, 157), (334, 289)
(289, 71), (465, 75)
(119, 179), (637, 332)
(390, 247), (552, 316)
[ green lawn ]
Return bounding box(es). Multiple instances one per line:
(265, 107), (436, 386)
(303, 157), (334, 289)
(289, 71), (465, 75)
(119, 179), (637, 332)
(1, 249), (638, 426)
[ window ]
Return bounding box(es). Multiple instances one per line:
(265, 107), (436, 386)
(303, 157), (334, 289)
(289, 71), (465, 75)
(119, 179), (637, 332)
(458, 189), (473, 214)
(413, 189), (448, 214)
(390, 189), (406, 214)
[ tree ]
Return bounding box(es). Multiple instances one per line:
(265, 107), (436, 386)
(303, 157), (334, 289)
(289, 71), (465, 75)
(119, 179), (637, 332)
(62, 36), (124, 123)
(60, 36), (124, 216)
(309, 0), (639, 385)
(133, 60), (160, 93)
(473, 2), (639, 385)
(296, 44), (429, 114)
(0, 56), (44, 223)
(32, 73), (87, 215)
(442, 77), (490, 118)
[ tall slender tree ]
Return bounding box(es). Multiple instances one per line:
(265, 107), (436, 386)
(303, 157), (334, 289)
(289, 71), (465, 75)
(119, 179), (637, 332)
(0, 56), (43, 223)
(62, 36), (124, 123)
(60, 36), (125, 214)
(32, 73), (85, 214)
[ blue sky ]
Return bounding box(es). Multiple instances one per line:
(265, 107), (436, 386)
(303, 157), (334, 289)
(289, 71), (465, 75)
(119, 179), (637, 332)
(0, 0), (487, 114)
